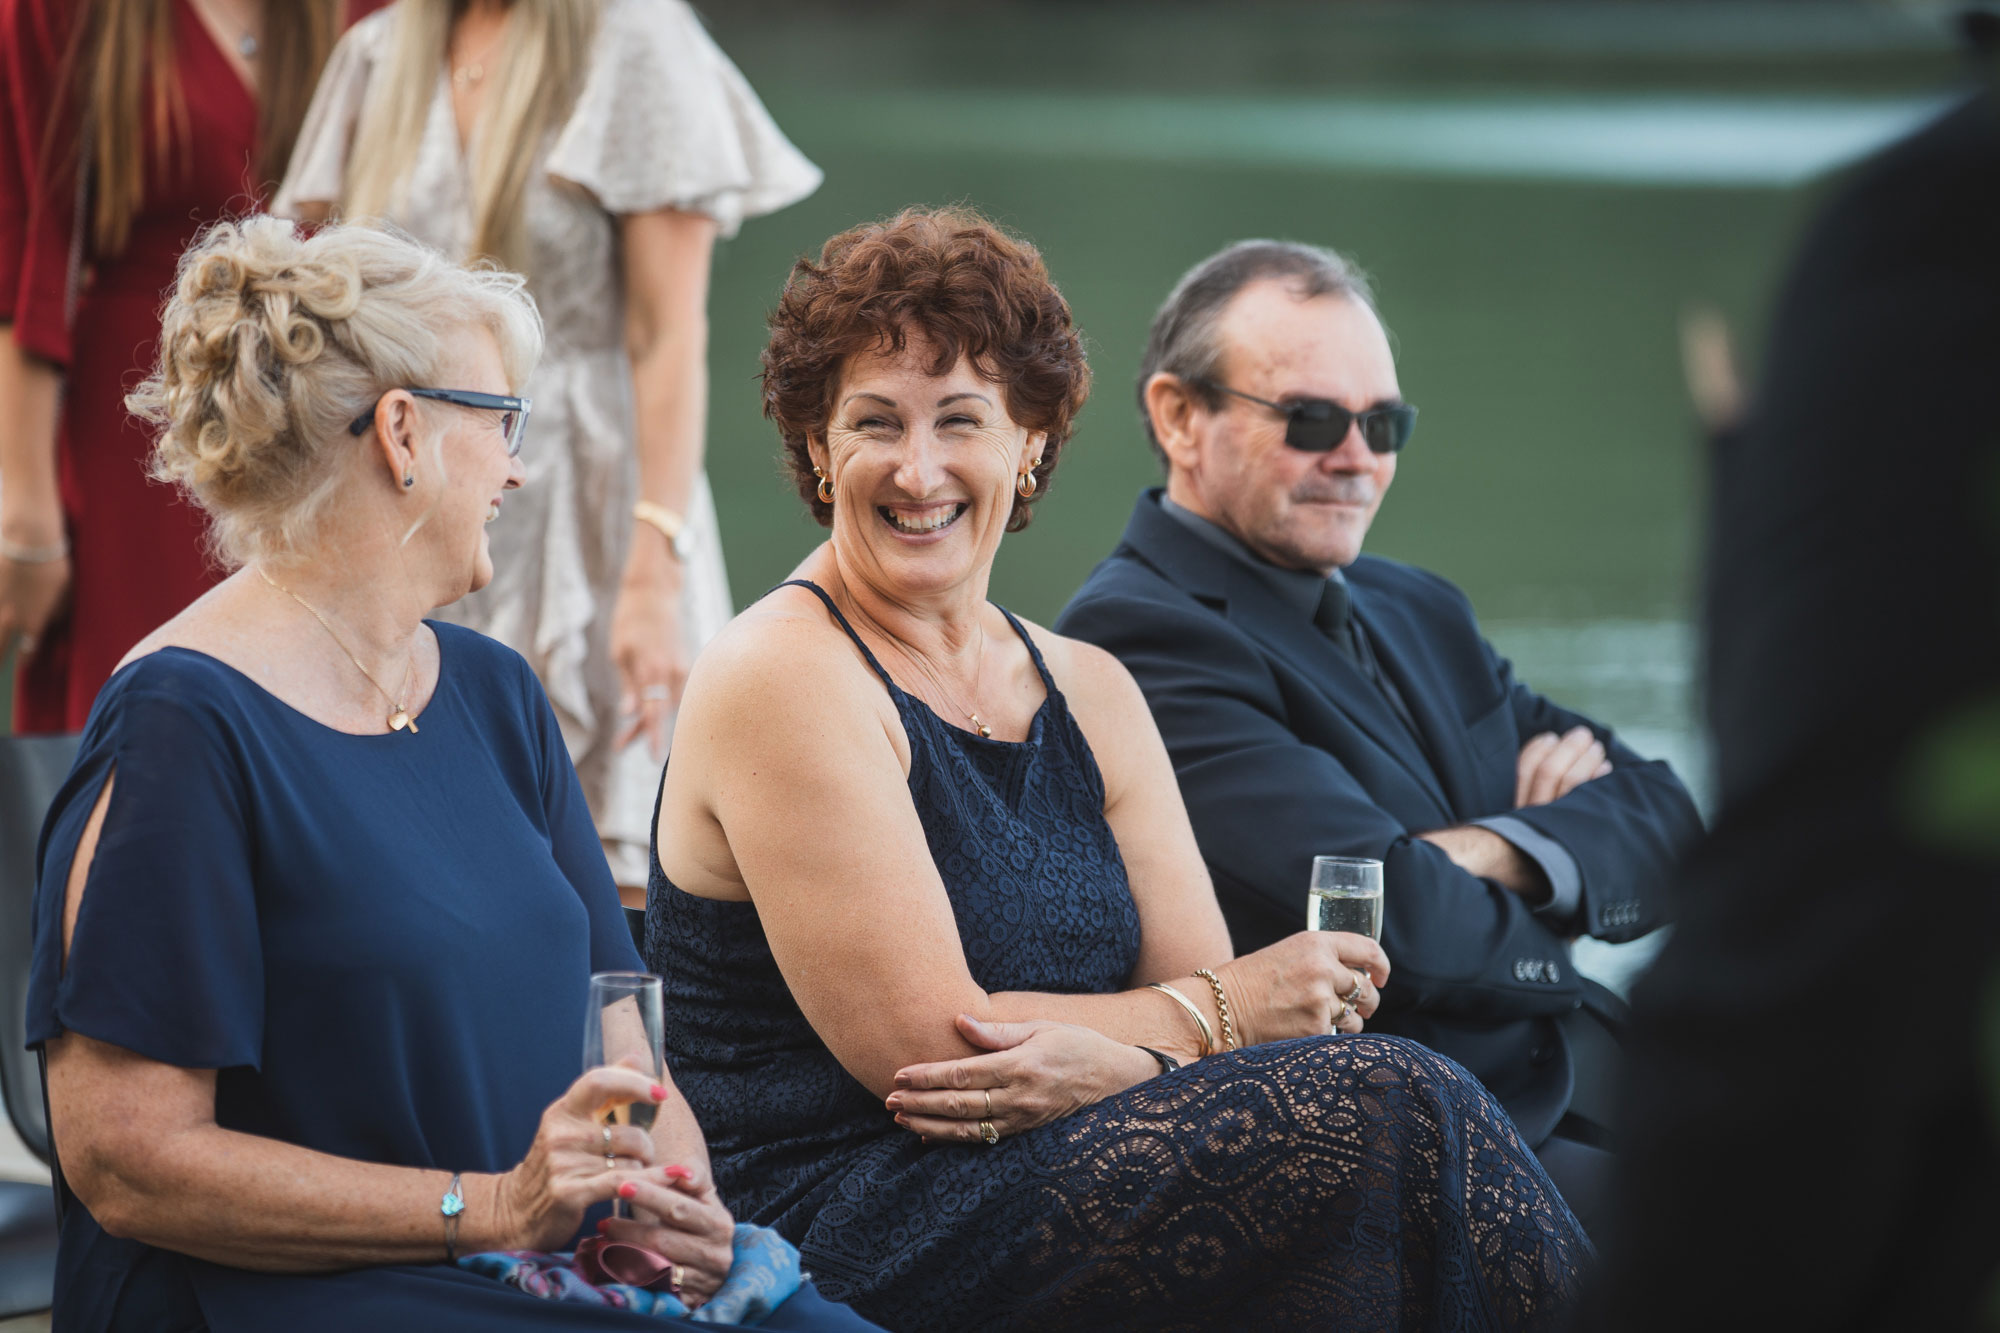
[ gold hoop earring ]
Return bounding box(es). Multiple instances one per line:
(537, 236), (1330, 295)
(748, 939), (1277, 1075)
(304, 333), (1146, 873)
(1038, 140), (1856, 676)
(1017, 469), (1038, 500)
(814, 466), (834, 505)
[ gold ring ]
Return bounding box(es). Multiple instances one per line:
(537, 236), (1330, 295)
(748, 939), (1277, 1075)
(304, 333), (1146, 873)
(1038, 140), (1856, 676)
(1336, 998), (1355, 1027)
(979, 1119), (999, 1146)
(983, 1089), (993, 1119)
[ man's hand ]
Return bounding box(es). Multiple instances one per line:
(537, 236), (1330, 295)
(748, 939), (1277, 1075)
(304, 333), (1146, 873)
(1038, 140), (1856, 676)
(1515, 726), (1612, 808)
(1417, 825), (1551, 905)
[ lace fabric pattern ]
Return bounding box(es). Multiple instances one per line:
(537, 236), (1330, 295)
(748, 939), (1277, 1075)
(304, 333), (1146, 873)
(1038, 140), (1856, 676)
(648, 583), (1590, 1331)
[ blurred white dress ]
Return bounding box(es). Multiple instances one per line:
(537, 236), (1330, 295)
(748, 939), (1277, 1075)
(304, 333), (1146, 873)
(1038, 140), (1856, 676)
(277, 0), (820, 883)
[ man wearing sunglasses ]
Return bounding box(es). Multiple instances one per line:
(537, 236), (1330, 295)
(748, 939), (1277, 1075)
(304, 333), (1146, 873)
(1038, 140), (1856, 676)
(1055, 240), (1701, 1236)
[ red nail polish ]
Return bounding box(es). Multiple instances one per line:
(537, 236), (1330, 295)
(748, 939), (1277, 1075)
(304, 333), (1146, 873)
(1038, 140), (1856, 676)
(664, 1165), (692, 1182)
(649, 1083), (668, 1102)
(596, 1218), (612, 1233)
(617, 1182), (637, 1201)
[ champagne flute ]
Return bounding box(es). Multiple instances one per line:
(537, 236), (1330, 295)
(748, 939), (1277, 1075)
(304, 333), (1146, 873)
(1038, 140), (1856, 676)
(583, 971), (664, 1218)
(1306, 856), (1384, 940)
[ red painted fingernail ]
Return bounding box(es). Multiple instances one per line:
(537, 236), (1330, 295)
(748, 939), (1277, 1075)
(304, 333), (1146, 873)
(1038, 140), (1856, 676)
(649, 1083), (668, 1102)
(664, 1165), (692, 1182)
(617, 1182), (638, 1201)
(596, 1218), (612, 1233)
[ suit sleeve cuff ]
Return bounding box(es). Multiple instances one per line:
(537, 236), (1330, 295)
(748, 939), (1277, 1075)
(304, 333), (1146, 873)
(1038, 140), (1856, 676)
(1473, 815), (1582, 924)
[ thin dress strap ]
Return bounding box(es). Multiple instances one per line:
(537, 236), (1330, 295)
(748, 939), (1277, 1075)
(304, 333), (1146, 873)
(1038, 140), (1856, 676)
(996, 606), (1058, 694)
(775, 579), (897, 691)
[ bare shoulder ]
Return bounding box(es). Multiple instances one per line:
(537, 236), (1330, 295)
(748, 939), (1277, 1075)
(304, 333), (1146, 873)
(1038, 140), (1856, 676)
(1015, 618), (1151, 726)
(677, 585), (898, 742)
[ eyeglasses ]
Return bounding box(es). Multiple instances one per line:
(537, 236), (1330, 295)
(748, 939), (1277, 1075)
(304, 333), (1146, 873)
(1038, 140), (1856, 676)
(1192, 379), (1417, 455)
(348, 388), (533, 457)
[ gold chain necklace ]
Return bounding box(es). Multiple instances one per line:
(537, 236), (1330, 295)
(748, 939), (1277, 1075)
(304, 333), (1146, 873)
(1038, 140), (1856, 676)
(451, 32), (505, 88)
(256, 567), (420, 734)
(922, 627), (991, 739)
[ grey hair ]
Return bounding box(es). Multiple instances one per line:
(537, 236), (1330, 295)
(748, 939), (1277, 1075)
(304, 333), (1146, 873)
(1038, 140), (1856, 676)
(130, 215), (542, 567)
(1135, 239), (1378, 462)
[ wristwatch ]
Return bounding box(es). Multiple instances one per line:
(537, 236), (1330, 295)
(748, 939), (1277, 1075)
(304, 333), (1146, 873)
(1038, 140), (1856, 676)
(633, 500), (694, 562)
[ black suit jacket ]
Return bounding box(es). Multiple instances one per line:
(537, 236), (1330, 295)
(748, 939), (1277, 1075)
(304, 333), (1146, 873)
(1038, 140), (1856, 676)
(1056, 491), (1702, 1143)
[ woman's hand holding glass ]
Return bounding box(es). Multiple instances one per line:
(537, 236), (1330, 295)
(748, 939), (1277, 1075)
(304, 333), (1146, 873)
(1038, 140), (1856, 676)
(490, 1065), (668, 1252)
(1215, 931), (1389, 1041)
(886, 1015), (1158, 1144)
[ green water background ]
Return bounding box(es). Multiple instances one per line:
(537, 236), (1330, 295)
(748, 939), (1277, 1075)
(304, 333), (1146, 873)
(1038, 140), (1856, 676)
(0, 4), (1966, 845)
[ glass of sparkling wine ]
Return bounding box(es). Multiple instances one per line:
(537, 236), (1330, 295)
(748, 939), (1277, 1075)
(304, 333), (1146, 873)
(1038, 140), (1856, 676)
(583, 971), (665, 1218)
(1307, 856), (1384, 940)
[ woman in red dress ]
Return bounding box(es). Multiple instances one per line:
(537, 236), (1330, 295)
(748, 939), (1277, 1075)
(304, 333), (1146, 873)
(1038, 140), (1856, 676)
(0, 0), (377, 730)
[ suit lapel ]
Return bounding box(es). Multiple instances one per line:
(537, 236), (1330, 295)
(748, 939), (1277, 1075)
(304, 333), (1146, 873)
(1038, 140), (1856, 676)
(1349, 570), (1484, 818)
(1116, 494), (1454, 814)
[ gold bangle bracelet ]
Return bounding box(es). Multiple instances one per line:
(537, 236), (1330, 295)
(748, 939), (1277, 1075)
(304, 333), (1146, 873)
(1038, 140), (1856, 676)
(1193, 968), (1238, 1051)
(1147, 982), (1214, 1059)
(633, 500), (691, 561)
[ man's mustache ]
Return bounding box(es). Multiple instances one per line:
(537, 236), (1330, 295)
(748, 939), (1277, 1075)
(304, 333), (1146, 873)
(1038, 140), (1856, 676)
(1291, 478), (1376, 505)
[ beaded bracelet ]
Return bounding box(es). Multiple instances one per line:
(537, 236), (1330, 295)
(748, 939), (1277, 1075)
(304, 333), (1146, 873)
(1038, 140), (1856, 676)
(1146, 981), (1214, 1058)
(1193, 968), (1238, 1051)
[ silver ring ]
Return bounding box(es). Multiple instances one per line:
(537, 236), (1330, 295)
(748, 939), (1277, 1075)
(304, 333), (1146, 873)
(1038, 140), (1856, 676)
(1343, 976), (1365, 1006)
(641, 685), (671, 701)
(602, 1124), (615, 1168)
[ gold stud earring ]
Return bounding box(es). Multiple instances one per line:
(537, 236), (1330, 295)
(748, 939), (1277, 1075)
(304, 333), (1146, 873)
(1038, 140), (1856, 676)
(813, 466), (834, 505)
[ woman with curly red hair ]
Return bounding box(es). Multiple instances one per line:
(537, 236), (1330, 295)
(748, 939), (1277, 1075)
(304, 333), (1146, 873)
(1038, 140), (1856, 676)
(644, 206), (1590, 1331)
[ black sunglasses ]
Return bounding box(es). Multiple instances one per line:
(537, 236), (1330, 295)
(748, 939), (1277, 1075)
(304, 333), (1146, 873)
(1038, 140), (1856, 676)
(1193, 379), (1417, 454)
(348, 388), (532, 457)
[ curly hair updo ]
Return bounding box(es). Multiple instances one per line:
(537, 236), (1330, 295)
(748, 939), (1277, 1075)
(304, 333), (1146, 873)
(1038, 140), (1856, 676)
(761, 206), (1091, 532)
(129, 216), (543, 566)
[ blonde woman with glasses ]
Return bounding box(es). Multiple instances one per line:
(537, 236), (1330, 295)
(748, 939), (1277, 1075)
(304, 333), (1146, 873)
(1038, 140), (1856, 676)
(275, 0), (820, 901)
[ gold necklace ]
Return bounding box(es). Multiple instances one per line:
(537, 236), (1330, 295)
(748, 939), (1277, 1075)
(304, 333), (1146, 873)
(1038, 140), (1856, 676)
(451, 32), (505, 88)
(257, 567), (421, 734)
(926, 628), (991, 739)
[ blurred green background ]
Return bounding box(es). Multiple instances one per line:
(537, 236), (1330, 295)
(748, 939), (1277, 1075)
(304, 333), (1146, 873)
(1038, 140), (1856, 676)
(685, 0), (1965, 819)
(0, 2), (1971, 835)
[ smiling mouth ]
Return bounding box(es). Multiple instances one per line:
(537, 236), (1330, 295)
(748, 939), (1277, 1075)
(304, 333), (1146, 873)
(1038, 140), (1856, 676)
(879, 503), (966, 535)
(486, 500), (502, 524)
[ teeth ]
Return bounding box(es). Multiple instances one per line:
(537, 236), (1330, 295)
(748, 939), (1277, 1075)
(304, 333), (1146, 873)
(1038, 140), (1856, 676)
(486, 502), (501, 524)
(883, 504), (964, 534)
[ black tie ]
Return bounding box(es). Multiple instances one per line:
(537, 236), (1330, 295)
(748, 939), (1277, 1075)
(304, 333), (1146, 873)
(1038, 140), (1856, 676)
(1314, 578), (1356, 661)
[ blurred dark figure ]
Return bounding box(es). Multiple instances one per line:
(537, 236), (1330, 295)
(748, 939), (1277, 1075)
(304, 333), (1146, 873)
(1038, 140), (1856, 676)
(1582, 26), (2000, 1332)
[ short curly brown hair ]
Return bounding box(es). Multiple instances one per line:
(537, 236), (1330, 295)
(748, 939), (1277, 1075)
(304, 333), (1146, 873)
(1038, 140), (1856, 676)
(761, 206), (1091, 532)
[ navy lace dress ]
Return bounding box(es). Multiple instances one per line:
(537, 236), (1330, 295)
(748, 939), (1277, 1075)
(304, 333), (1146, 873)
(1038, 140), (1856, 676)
(646, 582), (1589, 1332)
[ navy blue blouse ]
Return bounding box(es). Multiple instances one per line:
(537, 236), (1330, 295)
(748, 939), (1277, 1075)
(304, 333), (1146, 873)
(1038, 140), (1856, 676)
(24, 626), (871, 1333)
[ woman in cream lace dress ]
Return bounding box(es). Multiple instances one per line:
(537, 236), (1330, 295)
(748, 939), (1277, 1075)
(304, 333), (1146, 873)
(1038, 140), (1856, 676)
(277, 0), (819, 894)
